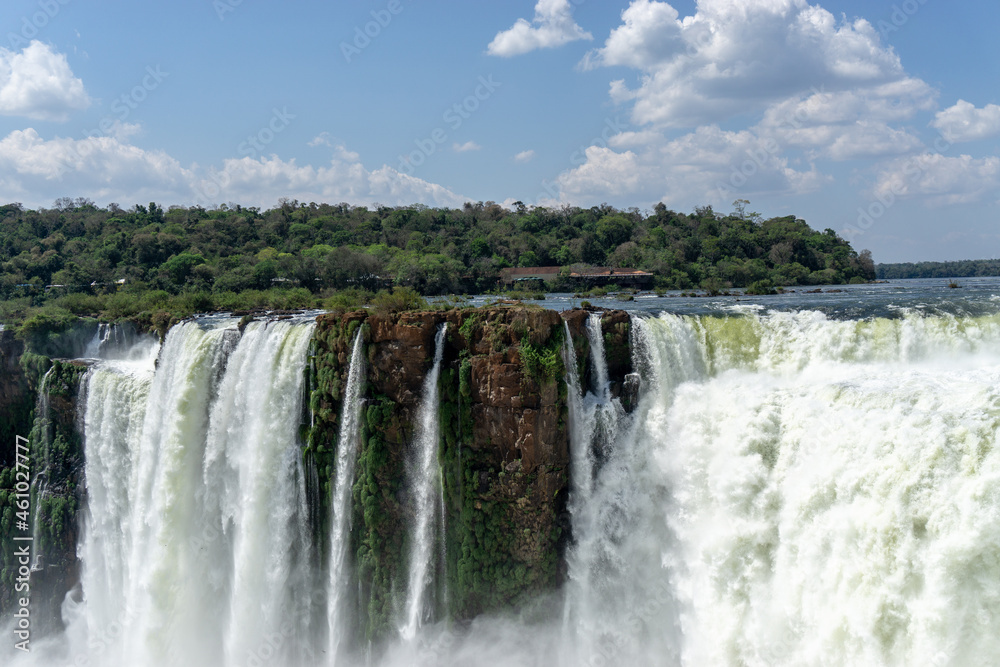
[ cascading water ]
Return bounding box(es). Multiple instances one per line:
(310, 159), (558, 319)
(70, 317), (317, 667)
(11, 304), (1000, 667)
(26, 368), (55, 572)
(399, 323), (448, 641)
(327, 331), (366, 664)
(83, 322), (156, 361)
(560, 314), (681, 666)
(643, 309), (1000, 666)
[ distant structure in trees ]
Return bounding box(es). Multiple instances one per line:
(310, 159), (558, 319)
(499, 266), (653, 288)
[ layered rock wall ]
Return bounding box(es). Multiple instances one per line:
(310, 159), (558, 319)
(310, 306), (576, 640)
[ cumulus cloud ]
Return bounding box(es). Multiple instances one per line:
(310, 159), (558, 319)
(932, 100), (1000, 143)
(555, 125), (828, 207)
(758, 86), (929, 159)
(0, 128), (195, 204)
(546, 0), (960, 208)
(487, 0), (592, 57)
(0, 41), (89, 121)
(0, 129), (466, 209)
(873, 153), (1000, 206)
(308, 131), (334, 147)
(453, 141), (481, 153)
(513, 149), (536, 162)
(583, 0), (908, 128)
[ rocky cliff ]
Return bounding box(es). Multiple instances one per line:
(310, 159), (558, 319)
(0, 345), (87, 630)
(308, 306), (635, 641)
(1, 305), (636, 642)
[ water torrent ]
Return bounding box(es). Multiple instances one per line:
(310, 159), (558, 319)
(26, 368), (55, 572)
(399, 323), (448, 641)
(9, 305), (1000, 667)
(72, 318), (317, 667)
(327, 331), (366, 664)
(83, 322), (157, 361)
(560, 314), (681, 666)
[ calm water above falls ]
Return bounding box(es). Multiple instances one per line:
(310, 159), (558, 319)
(462, 276), (1000, 319)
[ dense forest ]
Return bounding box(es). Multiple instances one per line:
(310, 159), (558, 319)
(0, 197), (874, 331)
(877, 259), (1000, 280)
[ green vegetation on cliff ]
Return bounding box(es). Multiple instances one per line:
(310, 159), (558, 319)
(0, 356), (86, 623)
(305, 307), (574, 641)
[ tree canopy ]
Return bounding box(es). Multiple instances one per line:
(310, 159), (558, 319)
(0, 198), (874, 303)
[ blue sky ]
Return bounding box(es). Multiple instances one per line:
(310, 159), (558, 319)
(0, 0), (997, 263)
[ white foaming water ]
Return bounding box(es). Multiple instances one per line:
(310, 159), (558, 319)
(328, 331), (366, 664)
(83, 322), (159, 361)
(13, 318), (318, 667)
(400, 323), (448, 641)
(10, 308), (1000, 667)
(645, 310), (1000, 666)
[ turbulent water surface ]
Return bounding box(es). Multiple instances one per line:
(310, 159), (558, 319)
(8, 282), (1000, 666)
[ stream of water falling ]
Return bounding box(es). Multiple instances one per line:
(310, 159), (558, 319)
(327, 331), (366, 664)
(399, 323), (448, 641)
(9, 306), (1000, 667)
(71, 318), (316, 667)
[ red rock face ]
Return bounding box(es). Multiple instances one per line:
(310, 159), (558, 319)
(312, 306), (633, 624)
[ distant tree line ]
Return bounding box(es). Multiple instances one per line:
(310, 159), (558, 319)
(877, 259), (1000, 280)
(0, 197), (875, 303)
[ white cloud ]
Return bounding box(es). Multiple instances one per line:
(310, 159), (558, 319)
(932, 100), (1000, 143)
(200, 154), (466, 208)
(823, 121), (923, 161)
(545, 0), (962, 208)
(579, 0), (682, 70)
(0, 129), (466, 209)
(513, 149), (536, 162)
(757, 87), (929, 160)
(873, 153), (1000, 206)
(487, 0), (593, 57)
(554, 125), (828, 207)
(308, 131), (334, 147)
(453, 141), (481, 153)
(0, 41), (90, 121)
(0, 128), (195, 205)
(583, 0), (908, 128)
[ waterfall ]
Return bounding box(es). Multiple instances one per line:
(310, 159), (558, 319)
(83, 322), (157, 361)
(73, 317), (317, 667)
(328, 331), (366, 664)
(11, 306), (1000, 667)
(644, 310), (1000, 666)
(400, 324), (448, 640)
(26, 367), (55, 571)
(560, 314), (681, 665)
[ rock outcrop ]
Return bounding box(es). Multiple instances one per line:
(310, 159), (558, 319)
(311, 306), (573, 640)
(1, 305), (637, 645)
(0, 350), (87, 631)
